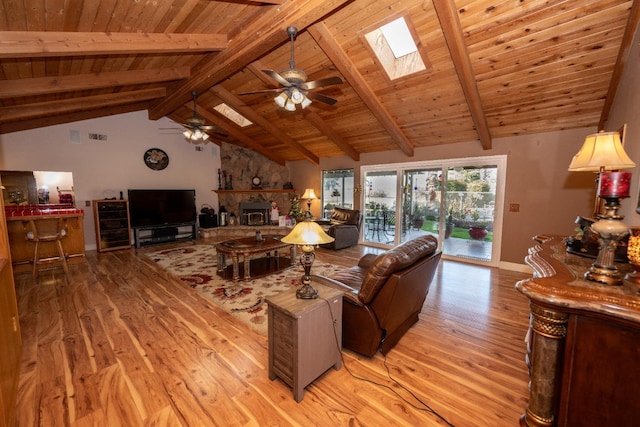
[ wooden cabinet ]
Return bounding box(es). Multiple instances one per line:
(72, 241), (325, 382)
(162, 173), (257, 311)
(266, 283), (342, 402)
(0, 195), (22, 426)
(93, 200), (131, 252)
(516, 235), (640, 426)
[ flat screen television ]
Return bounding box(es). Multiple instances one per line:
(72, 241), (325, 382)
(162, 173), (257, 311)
(128, 189), (196, 228)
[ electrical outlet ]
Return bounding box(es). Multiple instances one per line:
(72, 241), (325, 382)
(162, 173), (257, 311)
(509, 203), (520, 212)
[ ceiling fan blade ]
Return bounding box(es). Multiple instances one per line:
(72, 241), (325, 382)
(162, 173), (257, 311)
(306, 92), (338, 105)
(262, 69), (292, 87)
(301, 76), (343, 90)
(238, 88), (283, 95)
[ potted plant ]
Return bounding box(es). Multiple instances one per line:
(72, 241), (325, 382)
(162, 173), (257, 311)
(411, 205), (426, 230)
(445, 209), (455, 239)
(467, 209), (488, 240)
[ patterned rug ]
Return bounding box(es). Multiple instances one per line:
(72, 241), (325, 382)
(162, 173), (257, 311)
(145, 244), (344, 335)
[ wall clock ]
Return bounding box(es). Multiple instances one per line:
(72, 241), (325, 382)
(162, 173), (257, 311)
(144, 148), (169, 171)
(252, 175), (262, 189)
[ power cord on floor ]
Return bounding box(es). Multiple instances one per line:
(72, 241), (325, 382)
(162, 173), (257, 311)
(320, 296), (456, 427)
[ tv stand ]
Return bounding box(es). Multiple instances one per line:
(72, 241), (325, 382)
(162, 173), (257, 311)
(133, 223), (196, 248)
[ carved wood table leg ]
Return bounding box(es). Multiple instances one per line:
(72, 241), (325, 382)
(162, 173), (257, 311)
(520, 303), (568, 427)
(243, 251), (251, 280)
(231, 253), (240, 281)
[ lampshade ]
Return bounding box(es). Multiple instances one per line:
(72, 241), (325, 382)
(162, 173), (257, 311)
(274, 92), (288, 108)
(301, 188), (318, 200)
(280, 220), (334, 246)
(568, 131), (636, 171)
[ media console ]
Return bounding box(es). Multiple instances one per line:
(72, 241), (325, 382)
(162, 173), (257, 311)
(133, 223), (196, 248)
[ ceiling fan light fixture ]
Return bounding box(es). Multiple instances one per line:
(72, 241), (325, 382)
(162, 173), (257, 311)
(301, 96), (312, 109)
(284, 99), (296, 112)
(274, 92), (288, 107)
(289, 88), (304, 104)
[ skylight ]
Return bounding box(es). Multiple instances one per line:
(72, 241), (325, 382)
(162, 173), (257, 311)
(380, 18), (417, 59)
(213, 103), (252, 127)
(363, 16), (429, 80)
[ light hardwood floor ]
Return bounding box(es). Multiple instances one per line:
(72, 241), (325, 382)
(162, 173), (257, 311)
(13, 239), (532, 426)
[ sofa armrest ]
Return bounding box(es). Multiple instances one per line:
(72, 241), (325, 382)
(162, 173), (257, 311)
(327, 224), (358, 239)
(357, 253), (378, 269)
(310, 275), (364, 306)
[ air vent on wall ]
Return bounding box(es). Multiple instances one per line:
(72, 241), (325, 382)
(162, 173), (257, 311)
(89, 133), (108, 141)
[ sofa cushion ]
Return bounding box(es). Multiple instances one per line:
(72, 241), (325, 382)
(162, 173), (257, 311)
(358, 235), (438, 303)
(330, 207), (360, 226)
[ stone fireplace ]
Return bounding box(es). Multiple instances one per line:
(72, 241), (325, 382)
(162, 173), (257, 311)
(217, 142), (296, 219)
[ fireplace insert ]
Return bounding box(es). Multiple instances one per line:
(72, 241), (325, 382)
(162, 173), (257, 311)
(239, 202), (270, 226)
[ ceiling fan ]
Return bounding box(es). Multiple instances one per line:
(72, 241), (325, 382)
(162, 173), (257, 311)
(239, 26), (343, 110)
(161, 91), (227, 144)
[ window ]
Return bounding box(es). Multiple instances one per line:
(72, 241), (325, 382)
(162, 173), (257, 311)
(213, 103), (252, 127)
(362, 16), (430, 80)
(321, 169), (354, 218)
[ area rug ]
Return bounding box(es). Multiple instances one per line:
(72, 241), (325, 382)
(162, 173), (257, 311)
(145, 244), (344, 335)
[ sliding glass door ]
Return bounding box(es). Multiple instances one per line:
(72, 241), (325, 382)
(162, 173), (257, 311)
(360, 156), (505, 266)
(362, 170), (398, 246)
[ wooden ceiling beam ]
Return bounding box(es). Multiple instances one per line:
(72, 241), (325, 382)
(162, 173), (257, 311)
(0, 88), (166, 123)
(433, 0), (492, 150)
(0, 31), (227, 58)
(148, 0), (352, 120)
(197, 109), (287, 166)
(211, 85), (319, 165)
(308, 23), (415, 157)
(247, 62), (279, 89)
(303, 111), (360, 161)
(0, 67), (190, 99)
(598, 0), (640, 130)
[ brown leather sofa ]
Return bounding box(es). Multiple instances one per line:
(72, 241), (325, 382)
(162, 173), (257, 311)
(313, 235), (441, 357)
(316, 207), (363, 250)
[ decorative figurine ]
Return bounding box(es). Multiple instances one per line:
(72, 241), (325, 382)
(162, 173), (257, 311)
(270, 201), (280, 225)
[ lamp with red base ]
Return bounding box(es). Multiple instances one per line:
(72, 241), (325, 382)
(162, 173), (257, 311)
(586, 171), (631, 285)
(568, 130), (636, 286)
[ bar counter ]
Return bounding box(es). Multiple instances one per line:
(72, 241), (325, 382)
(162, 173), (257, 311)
(5, 205), (86, 274)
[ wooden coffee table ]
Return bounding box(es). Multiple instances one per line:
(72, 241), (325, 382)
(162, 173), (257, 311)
(215, 235), (296, 281)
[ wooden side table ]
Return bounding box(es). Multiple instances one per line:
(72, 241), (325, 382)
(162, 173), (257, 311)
(266, 283), (343, 402)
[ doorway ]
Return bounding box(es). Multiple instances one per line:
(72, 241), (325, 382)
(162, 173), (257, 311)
(360, 156), (506, 266)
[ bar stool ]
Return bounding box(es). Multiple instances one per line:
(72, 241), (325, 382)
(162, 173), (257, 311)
(24, 217), (69, 277)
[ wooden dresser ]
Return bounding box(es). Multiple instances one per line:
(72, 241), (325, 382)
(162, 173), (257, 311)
(266, 283), (343, 402)
(516, 235), (640, 427)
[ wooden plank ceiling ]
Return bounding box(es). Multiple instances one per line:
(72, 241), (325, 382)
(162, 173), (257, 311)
(0, 0), (638, 165)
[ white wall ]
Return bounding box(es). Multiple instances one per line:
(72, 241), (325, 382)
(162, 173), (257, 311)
(0, 110), (221, 250)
